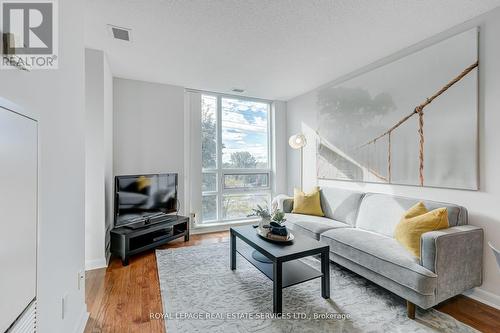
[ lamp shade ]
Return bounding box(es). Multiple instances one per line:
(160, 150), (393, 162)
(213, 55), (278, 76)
(288, 133), (307, 149)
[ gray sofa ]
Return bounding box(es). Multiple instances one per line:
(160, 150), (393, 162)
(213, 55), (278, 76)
(275, 187), (483, 318)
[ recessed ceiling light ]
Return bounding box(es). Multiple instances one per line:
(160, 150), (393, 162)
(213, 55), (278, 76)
(107, 24), (132, 42)
(232, 88), (245, 93)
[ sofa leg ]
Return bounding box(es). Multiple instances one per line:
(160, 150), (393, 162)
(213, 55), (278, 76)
(407, 301), (416, 319)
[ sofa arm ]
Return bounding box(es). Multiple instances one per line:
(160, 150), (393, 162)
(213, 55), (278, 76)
(271, 195), (293, 213)
(421, 225), (483, 302)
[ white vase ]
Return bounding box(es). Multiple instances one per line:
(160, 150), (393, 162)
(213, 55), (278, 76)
(259, 217), (271, 228)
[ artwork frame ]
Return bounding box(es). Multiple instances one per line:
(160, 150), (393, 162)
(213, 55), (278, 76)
(316, 28), (479, 190)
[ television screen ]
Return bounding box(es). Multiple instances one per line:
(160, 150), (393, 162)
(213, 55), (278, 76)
(115, 173), (177, 226)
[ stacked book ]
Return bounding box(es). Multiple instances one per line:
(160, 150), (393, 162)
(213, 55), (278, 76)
(265, 230), (290, 241)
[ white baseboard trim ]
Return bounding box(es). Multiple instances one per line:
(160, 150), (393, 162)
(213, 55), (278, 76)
(191, 220), (255, 235)
(463, 287), (500, 310)
(190, 224), (232, 235)
(73, 307), (89, 333)
(85, 258), (107, 271)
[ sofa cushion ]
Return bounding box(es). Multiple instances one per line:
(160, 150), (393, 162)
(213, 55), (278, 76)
(285, 213), (350, 240)
(320, 228), (437, 295)
(319, 187), (364, 226)
(394, 202), (449, 258)
(292, 187), (324, 216)
(356, 193), (466, 237)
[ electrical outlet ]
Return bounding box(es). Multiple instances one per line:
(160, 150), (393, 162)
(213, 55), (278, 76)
(78, 270), (85, 290)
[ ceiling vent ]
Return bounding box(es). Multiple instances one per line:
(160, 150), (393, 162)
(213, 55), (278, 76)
(107, 25), (132, 42)
(231, 88), (245, 93)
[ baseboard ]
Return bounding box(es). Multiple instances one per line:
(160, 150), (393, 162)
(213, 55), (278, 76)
(73, 307), (89, 333)
(191, 220), (255, 235)
(85, 258), (107, 271)
(190, 224), (230, 235)
(463, 287), (500, 310)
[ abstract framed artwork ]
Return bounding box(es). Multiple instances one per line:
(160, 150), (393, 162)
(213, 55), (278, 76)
(316, 28), (479, 190)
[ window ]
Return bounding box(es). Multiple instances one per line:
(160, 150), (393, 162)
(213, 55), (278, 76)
(201, 94), (271, 223)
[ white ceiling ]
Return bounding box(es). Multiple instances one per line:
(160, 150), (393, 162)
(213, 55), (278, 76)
(85, 0), (500, 101)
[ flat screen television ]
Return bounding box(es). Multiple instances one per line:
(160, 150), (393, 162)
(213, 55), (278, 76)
(114, 173), (178, 227)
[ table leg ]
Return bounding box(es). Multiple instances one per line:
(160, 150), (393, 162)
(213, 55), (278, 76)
(230, 230), (236, 270)
(184, 219), (190, 241)
(273, 260), (283, 314)
(321, 249), (330, 299)
(122, 257), (129, 266)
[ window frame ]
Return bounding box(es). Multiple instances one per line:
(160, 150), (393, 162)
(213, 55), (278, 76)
(222, 170), (271, 191)
(201, 93), (273, 224)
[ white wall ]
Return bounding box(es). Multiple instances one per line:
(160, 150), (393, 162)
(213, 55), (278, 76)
(103, 51), (114, 260)
(117, 86), (286, 230)
(0, 0), (87, 332)
(85, 48), (113, 270)
(185, 91), (201, 224)
(286, 8), (500, 308)
(272, 101), (288, 195)
(113, 78), (186, 214)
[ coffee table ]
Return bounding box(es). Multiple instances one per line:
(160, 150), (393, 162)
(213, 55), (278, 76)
(230, 225), (330, 314)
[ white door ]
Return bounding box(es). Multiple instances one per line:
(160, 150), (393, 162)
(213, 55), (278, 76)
(0, 105), (38, 332)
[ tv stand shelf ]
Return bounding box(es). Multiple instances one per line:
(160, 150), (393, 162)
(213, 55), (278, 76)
(110, 215), (189, 266)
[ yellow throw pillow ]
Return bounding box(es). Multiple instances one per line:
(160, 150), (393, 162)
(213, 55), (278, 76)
(394, 202), (449, 258)
(292, 187), (325, 217)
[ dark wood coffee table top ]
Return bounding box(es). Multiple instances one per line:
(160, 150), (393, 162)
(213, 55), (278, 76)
(230, 225), (328, 262)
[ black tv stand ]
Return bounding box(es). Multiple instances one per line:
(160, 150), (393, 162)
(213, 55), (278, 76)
(123, 215), (177, 230)
(110, 215), (189, 266)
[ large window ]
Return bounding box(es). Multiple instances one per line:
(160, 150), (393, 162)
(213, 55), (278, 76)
(201, 94), (271, 223)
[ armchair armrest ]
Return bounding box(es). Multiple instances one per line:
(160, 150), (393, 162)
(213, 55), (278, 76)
(271, 194), (293, 213)
(421, 225), (483, 303)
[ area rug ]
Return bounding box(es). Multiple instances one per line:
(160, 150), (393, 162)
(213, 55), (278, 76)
(156, 242), (477, 333)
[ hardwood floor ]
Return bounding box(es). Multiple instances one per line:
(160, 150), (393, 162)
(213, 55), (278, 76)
(435, 296), (500, 333)
(84, 231), (500, 333)
(84, 231), (228, 333)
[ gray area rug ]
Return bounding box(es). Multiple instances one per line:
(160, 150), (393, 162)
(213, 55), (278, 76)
(156, 241), (477, 333)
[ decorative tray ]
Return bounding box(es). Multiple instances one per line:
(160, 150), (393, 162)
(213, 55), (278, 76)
(256, 227), (294, 243)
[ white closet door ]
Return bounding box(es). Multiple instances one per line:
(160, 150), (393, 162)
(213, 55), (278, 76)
(0, 106), (37, 332)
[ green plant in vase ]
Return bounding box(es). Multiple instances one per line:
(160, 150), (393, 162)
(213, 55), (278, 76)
(271, 210), (286, 225)
(270, 209), (288, 236)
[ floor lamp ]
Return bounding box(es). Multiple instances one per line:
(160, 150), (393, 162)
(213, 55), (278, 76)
(252, 132), (306, 265)
(289, 133), (307, 191)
